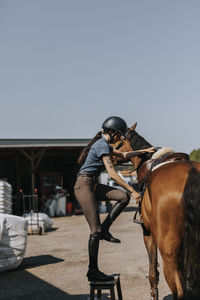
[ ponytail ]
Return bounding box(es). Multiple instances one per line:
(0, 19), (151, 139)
(78, 131), (102, 167)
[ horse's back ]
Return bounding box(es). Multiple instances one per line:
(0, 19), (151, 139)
(142, 161), (197, 253)
(149, 160), (200, 202)
(148, 160), (194, 199)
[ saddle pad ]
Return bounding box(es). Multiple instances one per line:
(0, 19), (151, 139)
(152, 160), (174, 172)
(152, 147), (174, 159)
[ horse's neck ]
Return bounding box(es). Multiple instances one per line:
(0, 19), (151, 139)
(130, 156), (142, 170)
(128, 131), (153, 170)
(129, 130), (152, 151)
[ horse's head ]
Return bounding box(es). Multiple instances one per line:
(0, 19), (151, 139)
(111, 122), (153, 170)
(110, 123), (136, 165)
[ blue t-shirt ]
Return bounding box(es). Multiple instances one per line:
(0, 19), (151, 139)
(80, 137), (113, 176)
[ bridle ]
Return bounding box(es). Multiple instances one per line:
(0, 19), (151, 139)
(112, 131), (149, 174)
(114, 138), (125, 150)
(112, 134), (137, 172)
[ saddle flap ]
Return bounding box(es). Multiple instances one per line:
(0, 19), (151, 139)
(137, 160), (153, 188)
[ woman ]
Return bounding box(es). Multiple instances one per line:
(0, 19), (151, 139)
(74, 116), (155, 282)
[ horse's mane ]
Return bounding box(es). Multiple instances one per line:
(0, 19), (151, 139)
(127, 130), (152, 150)
(126, 129), (153, 162)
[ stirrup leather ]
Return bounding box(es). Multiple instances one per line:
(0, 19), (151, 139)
(133, 205), (143, 225)
(133, 191), (144, 225)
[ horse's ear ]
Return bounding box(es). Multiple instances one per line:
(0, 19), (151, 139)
(128, 122), (137, 131)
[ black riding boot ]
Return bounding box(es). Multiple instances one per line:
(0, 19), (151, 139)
(87, 232), (114, 282)
(101, 201), (128, 243)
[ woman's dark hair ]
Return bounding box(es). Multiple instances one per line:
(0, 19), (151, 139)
(78, 131), (102, 166)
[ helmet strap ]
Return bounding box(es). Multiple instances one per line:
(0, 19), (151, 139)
(109, 131), (118, 143)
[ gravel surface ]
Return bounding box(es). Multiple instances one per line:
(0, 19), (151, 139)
(0, 200), (172, 300)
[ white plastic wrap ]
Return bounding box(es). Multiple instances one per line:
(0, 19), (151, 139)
(0, 180), (12, 214)
(56, 195), (66, 216)
(23, 212), (53, 232)
(0, 214), (28, 272)
(44, 199), (57, 217)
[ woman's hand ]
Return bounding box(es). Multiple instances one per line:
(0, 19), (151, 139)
(122, 152), (129, 159)
(142, 146), (156, 153)
(131, 190), (141, 204)
(128, 187), (141, 203)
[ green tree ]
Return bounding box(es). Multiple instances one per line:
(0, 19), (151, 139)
(189, 149), (200, 162)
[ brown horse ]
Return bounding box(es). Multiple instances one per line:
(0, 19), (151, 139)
(112, 123), (200, 300)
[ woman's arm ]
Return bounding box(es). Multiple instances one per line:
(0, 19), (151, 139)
(112, 146), (155, 160)
(125, 146), (155, 160)
(103, 155), (133, 192)
(103, 155), (141, 201)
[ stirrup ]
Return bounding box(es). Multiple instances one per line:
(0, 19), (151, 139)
(133, 206), (144, 225)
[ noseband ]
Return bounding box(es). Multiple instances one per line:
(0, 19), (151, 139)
(113, 134), (130, 150)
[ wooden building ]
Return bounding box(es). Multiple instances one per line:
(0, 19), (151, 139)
(0, 139), (89, 215)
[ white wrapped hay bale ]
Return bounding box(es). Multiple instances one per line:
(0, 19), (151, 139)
(0, 180), (12, 214)
(0, 214), (28, 272)
(23, 212), (53, 232)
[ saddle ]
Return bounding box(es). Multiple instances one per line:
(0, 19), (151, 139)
(137, 152), (190, 190)
(133, 152), (190, 225)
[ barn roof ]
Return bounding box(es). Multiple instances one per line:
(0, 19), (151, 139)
(0, 139), (90, 149)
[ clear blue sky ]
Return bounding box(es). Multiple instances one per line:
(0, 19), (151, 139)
(0, 1), (200, 154)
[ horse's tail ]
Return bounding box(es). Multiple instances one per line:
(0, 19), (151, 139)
(179, 167), (200, 300)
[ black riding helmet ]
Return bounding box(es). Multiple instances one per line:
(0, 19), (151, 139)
(102, 116), (128, 138)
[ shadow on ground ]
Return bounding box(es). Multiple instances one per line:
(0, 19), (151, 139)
(20, 254), (64, 269)
(123, 206), (137, 212)
(0, 254), (104, 300)
(46, 227), (59, 232)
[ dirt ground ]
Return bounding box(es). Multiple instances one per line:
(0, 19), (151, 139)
(0, 200), (173, 300)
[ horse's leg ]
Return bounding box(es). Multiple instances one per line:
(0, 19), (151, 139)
(161, 256), (183, 299)
(143, 228), (159, 300)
